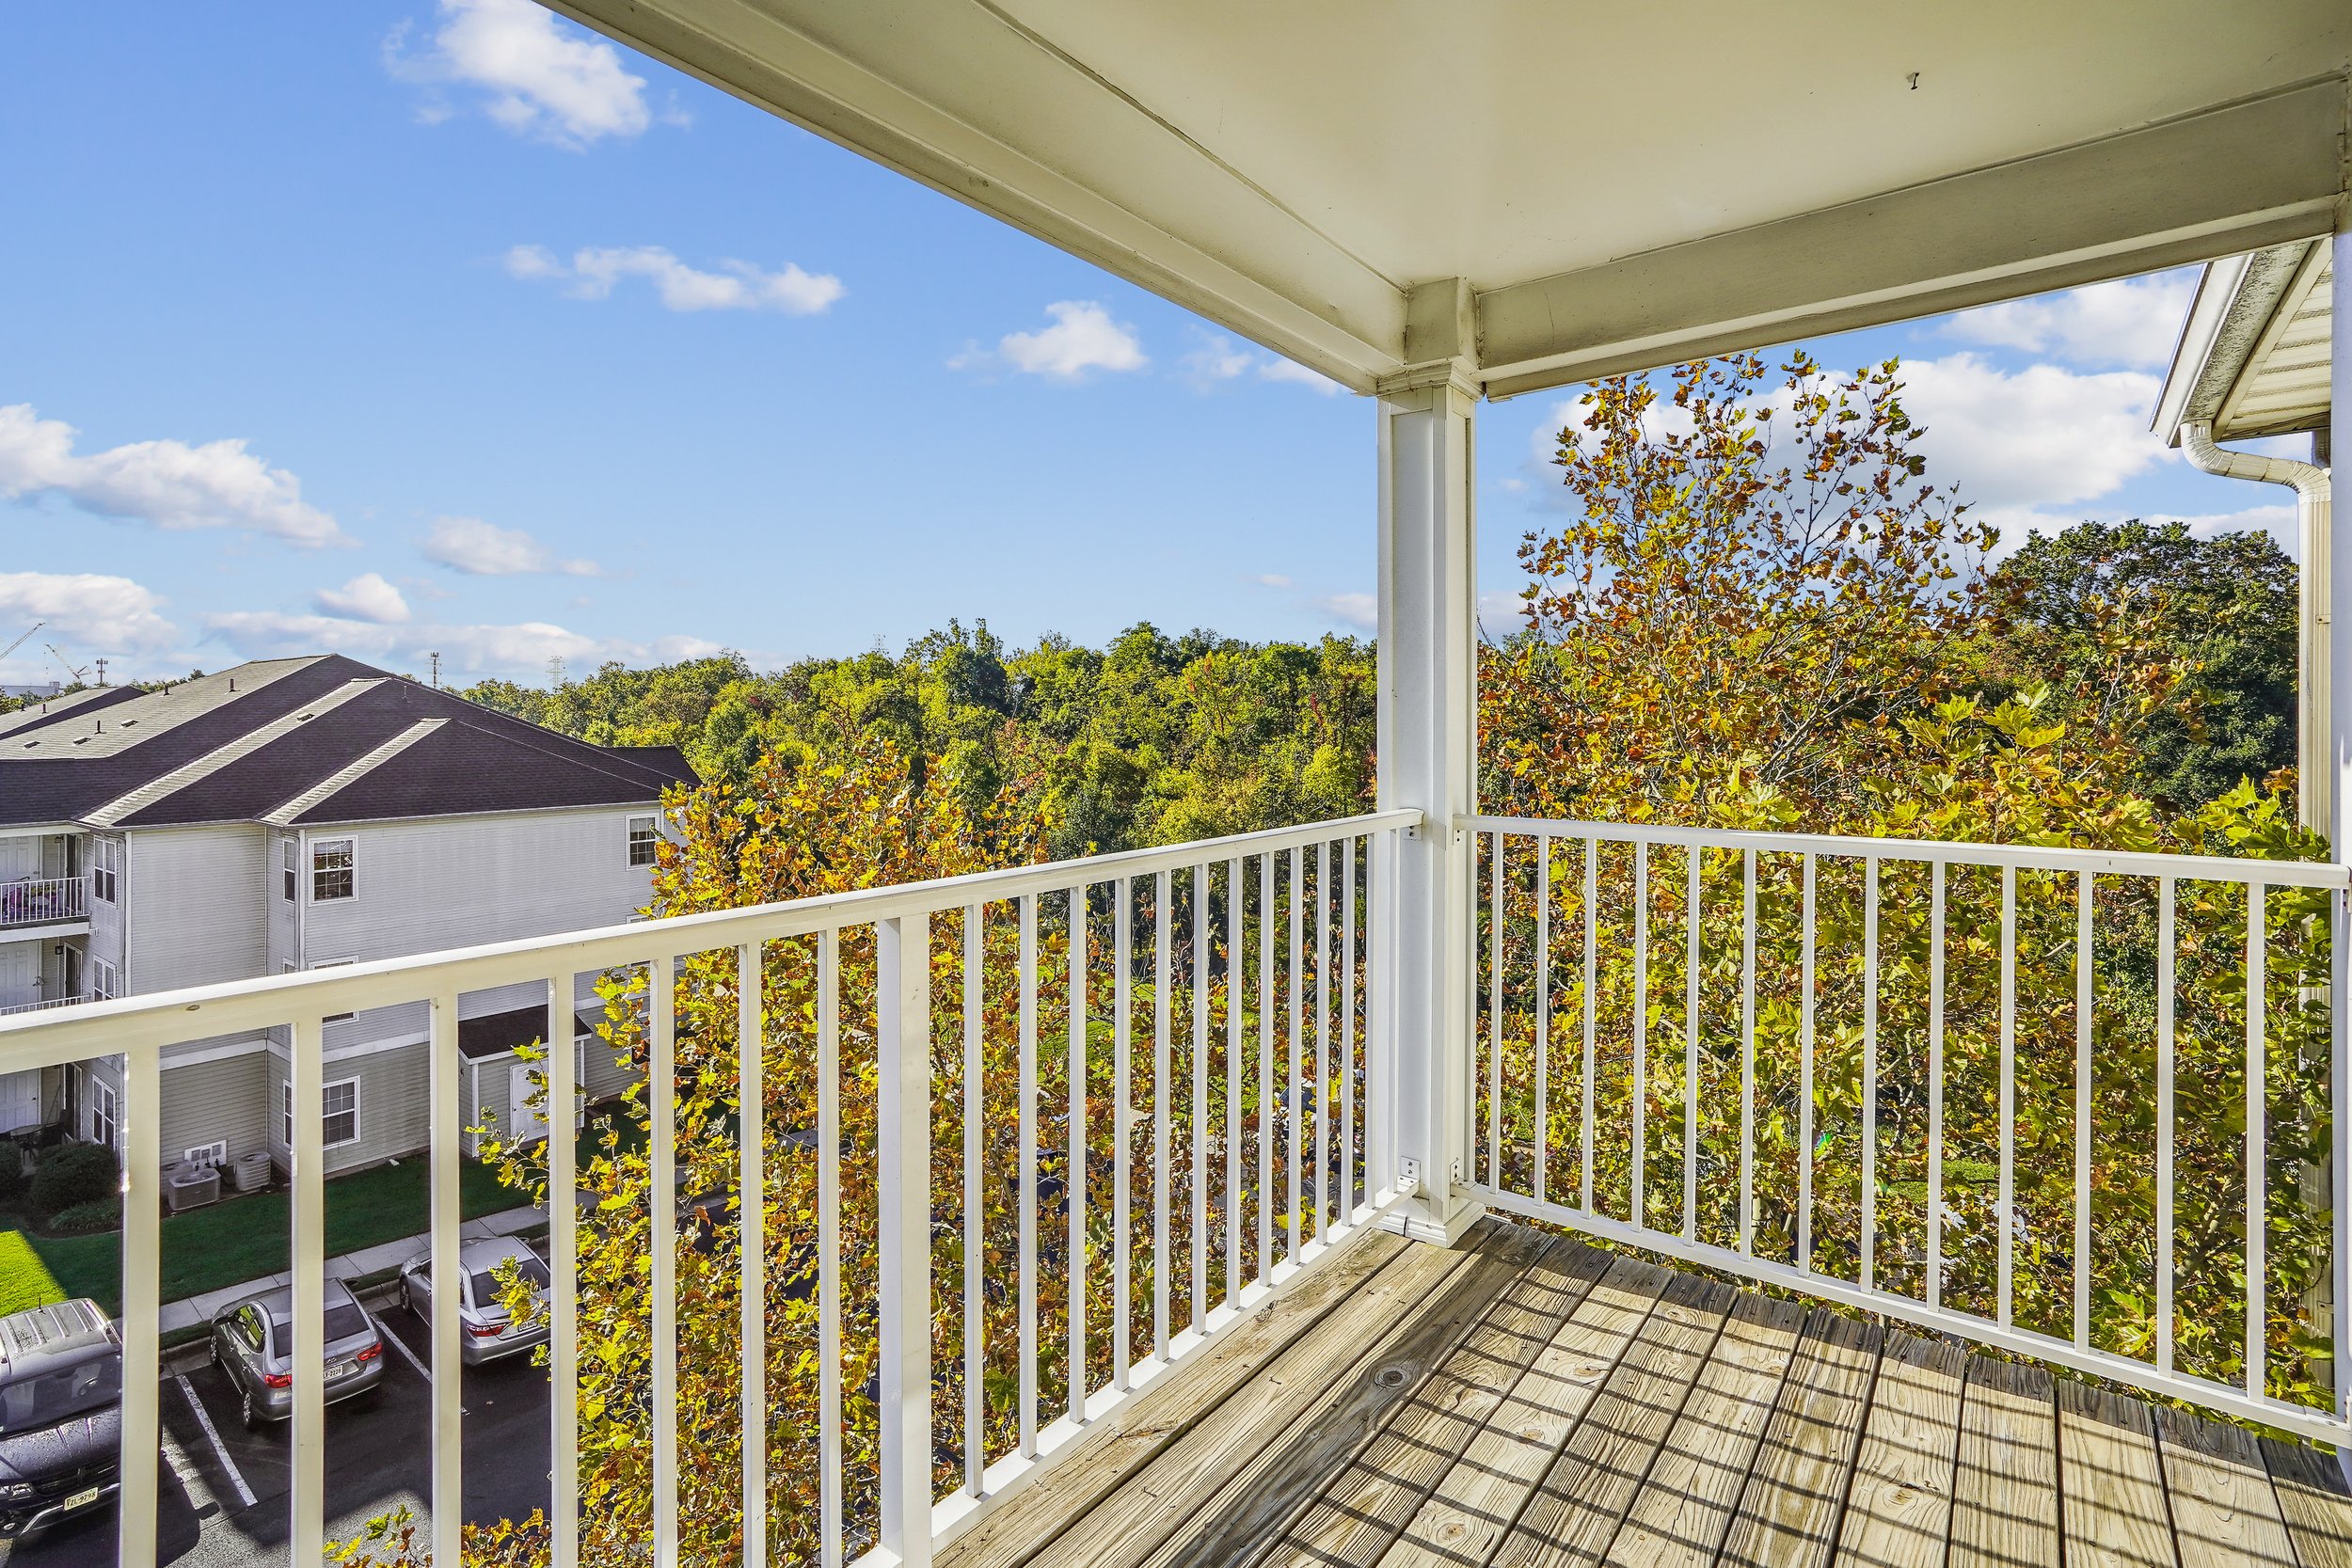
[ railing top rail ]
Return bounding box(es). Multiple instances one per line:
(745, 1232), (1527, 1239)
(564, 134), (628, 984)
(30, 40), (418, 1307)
(0, 809), (1416, 1069)
(1470, 813), (2350, 890)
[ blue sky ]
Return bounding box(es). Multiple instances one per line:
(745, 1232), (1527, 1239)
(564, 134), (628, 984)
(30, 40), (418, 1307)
(0, 2), (2308, 688)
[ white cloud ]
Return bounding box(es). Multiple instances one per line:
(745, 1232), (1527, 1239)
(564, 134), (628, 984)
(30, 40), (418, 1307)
(386, 0), (657, 149)
(1257, 357), (1343, 395)
(312, 572), (411, 625)
(1316, 592), (1376, 631)
(204, 608), (725, 682)
(1248, 573), (1293, 590)
(0, 573), (178, 672)
(0, 404), (348, 547)
(505, 245), (843, 315)
(1180, 336), (1254, 389)
(955, 302), (1147, 381)
(1179, 332), (1343, 394)
(421, 516), (601, 578)
(1943, 271), (2197, 370)
(1896, 353), (2166, 509)
(1989, 501), (2302, 562)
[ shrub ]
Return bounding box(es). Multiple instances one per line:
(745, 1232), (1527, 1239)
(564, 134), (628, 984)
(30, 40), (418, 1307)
(42, 1200), (118, 1238)
(0, 1151), (26, 1207)
(28, 1145), (117, 1220)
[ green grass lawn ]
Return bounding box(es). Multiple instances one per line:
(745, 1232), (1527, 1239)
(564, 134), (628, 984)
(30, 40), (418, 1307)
(12, 1155), (529, 1318)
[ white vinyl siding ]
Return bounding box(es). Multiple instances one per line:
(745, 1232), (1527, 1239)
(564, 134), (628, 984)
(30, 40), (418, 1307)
(121, 825), (267, 993)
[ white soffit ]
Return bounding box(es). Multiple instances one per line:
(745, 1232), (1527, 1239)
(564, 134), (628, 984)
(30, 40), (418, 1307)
(2156, 240), (2334, 444)
(555, 0), (2349, 396)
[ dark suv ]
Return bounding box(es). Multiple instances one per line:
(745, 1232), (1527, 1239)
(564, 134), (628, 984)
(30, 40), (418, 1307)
(0, 1299), (121, 1539)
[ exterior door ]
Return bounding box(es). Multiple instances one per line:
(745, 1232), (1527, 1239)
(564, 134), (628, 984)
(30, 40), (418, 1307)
(0, 1072), (38, 1133)
(0, 942), (35, 1010)
(507, 1065), (548, 1142)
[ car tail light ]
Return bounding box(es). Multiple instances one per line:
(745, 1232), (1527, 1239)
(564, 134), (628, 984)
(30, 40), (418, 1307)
(262, 1371), (292, 1388)
(357, 1342), (382, 1362)
(466, 1321), (504, 1338)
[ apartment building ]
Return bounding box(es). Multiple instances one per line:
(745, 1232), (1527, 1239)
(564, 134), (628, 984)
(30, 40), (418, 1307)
(0, 656), (693, 1174)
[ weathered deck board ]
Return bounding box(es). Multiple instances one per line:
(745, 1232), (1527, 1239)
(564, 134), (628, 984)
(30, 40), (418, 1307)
(1249, 1233), (1611, 1568)
(1598, 1291), (1805, 1568)
(2056, 1377), (2174, 1568)
(2262, 1437), (2352, 1568)
(937, 1226), (1416, 1568)
(1947, 1355), (2058, 1568)
(984, 1218), (2328, 1568)
(1136, 1225), (1568, 1568)
(1489, 1271), (1739, 1568)
(2157, 1402), (2297, 1568)
(1371, 1256), (1671, 1567)
(1832, 1331), (1965, 1568)
(1716, 1307), (1883, 1568)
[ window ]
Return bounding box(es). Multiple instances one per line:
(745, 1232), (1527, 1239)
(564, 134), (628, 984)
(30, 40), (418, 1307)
(628, 816), (659, 867)
(89, 1082), (116, 1149)
(311, 839), (354, 902)
(91, 839), (119, 903)
(281, 838), (295, 902)
(283, 1078), (360, 1149)
(88, 958), (115, 1001)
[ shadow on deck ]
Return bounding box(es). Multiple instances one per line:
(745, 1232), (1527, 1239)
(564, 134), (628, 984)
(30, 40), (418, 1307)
(941, 1219), (2352, 1568)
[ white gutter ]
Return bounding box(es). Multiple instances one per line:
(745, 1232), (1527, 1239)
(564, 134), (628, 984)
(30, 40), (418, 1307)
(2179, 420), (2334, 833)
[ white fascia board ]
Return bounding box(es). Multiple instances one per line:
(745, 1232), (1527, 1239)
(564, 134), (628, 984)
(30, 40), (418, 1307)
(2152, 253), (2256, 443)
(1476, 80), (2344, 399)
(0, 824), (86, 842)
(549, 0), (1406, 390)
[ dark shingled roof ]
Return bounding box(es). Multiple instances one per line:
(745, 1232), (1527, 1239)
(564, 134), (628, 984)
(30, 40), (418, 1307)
(0, 656), (697, 830)
(456, 1004), (607, 1060)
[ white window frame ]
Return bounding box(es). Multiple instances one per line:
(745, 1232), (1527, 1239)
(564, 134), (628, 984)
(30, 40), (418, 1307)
(89, 1081), (117, 1149)
(91, 838), (119, 904)
(88, 957), (116, 1001)
(281, 838), (296, 902)
(628, 815), (659, 867)
(282, 1076), (362, 1151)
(311, 838), (355, 903)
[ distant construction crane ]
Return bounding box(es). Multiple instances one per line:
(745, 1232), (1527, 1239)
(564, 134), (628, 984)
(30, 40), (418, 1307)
(0, 623), (40, 664)
(45, 644), (88, 685)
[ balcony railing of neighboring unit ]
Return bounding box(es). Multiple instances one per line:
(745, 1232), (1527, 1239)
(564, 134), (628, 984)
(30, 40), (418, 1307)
(1467, 813), (2351, 1448)
(0, 877), (87, 929)
(0, 810), (1419, 1568)
(0, 993), (89, 1017)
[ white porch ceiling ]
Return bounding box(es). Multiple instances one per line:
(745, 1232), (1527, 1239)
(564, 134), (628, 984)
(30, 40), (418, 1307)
(554, 0), (2350, 396)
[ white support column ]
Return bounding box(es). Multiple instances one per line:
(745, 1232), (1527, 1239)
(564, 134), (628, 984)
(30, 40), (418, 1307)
(2328, 216), (2350, 1454)
(1375, 277), (1486, 1245)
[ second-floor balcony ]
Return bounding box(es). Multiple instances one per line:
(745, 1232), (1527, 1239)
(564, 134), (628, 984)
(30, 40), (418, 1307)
(0, 876), (87, 934)
(7, 810), (2352, 1568)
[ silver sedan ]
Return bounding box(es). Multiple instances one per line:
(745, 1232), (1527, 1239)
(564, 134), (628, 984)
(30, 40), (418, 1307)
(398, 1236), (551, 1365)
(208, 1278), (387, 1430)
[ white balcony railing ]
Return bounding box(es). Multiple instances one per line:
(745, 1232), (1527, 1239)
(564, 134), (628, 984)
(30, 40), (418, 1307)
(7, 806), (2347, 1566)
(0, 875), (87, 930)
(1467, 814), (2352, 1446)
(0, 992), (89, 1018)
(0, 810), (1416, 1568)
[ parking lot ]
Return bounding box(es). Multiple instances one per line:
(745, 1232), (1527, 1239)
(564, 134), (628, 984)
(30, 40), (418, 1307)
(5, 1296), (552, 1568)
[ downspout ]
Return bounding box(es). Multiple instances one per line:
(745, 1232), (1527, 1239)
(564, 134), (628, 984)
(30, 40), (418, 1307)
(2178, 420), (2334, 836)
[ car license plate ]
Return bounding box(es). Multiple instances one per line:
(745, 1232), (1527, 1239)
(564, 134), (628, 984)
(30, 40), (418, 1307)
(60, 1486), (101, 1512)
(328, 1358), (357, 1382)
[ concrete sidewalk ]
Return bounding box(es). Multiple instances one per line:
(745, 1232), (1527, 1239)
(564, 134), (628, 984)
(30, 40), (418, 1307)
(158, 1201), (546, 1335)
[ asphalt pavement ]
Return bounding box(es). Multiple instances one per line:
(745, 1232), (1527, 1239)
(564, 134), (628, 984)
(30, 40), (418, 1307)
(3, 1298), (553, 1568)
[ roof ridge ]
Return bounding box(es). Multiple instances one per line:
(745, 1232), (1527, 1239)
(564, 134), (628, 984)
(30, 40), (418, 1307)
(84, 678), (386, 828)
(262, 717), (447, 826)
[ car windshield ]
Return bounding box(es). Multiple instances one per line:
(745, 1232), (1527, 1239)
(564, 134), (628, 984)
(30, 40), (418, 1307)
(0, 1355), (120, 1434)
(470, 1255), (550, 1307)
(267, 1304), (370, 1358)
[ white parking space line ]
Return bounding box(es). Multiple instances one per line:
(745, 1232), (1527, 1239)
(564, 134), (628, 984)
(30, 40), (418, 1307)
(174, 1372), (257, 1513)
(378, 1318), (431, 1383)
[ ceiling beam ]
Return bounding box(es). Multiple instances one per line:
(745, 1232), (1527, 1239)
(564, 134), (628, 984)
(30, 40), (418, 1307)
(1475, 79), (2346, 400)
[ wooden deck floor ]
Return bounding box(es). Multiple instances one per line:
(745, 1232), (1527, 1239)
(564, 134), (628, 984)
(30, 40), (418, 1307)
(940, 1219), (2352, 1568)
